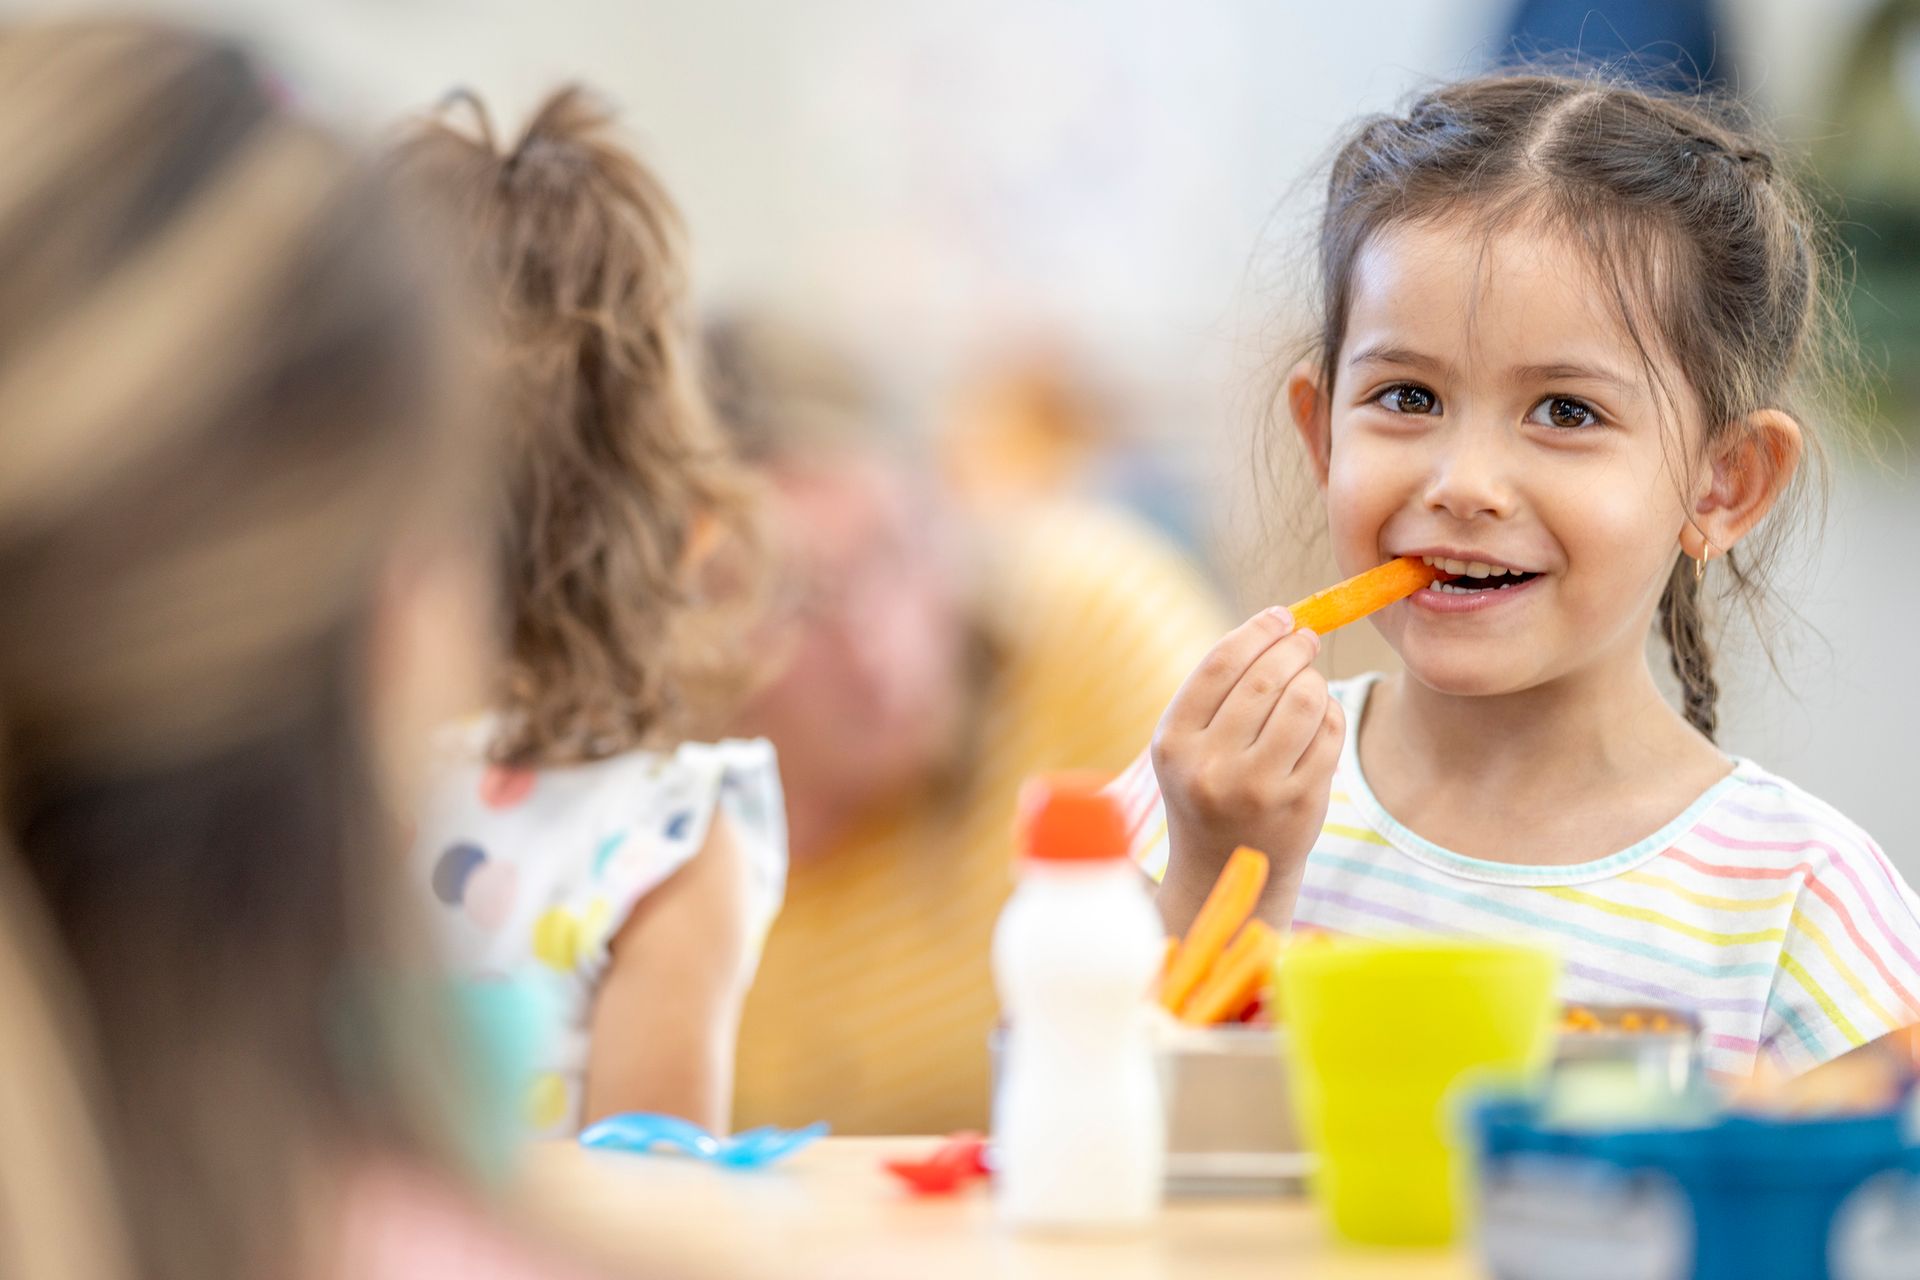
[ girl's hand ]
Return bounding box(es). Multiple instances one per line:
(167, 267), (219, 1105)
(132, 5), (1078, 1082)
(1150, 607), (1343, 935)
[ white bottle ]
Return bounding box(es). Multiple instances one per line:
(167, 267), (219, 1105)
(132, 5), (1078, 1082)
(993, 776), (1165, 1232)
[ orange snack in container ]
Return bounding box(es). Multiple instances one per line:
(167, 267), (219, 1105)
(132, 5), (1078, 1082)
(1159, 847), (1268, 1013)
(1180, 920), (1283, 1025)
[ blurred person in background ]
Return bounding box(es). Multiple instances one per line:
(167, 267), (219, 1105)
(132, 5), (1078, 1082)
(0, 20), (607, 1280)
(937, 350), (1218, 563)
(706, 315), (1229, 1134)
(936, 350), (1106, 512)
(389, 88), (786, 1139)
(1821, 0), (1920, 430)
(1499, 0), (1728, 91)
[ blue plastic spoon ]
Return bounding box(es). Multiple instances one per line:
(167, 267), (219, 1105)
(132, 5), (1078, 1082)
(579, 1113), (828, 1169)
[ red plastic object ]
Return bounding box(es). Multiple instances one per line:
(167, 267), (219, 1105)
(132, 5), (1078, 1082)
(882, 1132), (991, 1196)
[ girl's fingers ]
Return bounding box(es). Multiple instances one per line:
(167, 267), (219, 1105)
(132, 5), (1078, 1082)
(1252, 669), (1334, 767)
(1163, 608), (1298, 733)
(1262, 691), (1343, 775)
(1209, 629), (1321, 746)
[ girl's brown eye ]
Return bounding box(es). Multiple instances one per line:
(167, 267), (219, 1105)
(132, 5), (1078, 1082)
(1378, 384), (1438, 414)
(1532, 395), (1599, 430)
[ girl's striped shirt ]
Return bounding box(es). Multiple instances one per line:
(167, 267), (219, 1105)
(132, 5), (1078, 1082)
(1115, 673), (1920, 1078)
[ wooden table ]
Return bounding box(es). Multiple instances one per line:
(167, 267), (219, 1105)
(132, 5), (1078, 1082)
(518, 1138), (1479, 1279)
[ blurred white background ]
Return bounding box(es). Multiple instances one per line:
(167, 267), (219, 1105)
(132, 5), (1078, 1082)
(11, 0), (1914, 873)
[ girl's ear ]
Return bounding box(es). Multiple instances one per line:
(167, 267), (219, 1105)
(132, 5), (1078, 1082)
(1681, 409), (1803, 562)
(1286, 361), (1332, 489)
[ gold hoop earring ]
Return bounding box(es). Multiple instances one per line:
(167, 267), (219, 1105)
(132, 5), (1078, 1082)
(1694, 541), (1713, 587)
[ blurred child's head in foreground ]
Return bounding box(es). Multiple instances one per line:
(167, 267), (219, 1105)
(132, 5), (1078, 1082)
(0, 18), (491, 1280)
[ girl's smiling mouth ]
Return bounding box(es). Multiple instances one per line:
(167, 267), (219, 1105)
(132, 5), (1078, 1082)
(1408, 552), (1544, 613)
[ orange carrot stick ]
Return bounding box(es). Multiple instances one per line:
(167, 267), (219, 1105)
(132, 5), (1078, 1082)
(1176, 924), (1263, 1022)
(1286, 556), (1446, 636)
(1159, 847), (1269, 1012)
(1180, 920), (1282, 1024)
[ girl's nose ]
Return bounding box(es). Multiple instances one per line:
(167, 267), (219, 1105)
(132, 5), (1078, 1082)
(1422, 423), (1517, 522)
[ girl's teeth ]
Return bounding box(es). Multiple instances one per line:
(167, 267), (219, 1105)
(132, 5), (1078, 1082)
(1424, 577), (1527, 594)
(1420, 554), (1520, 577)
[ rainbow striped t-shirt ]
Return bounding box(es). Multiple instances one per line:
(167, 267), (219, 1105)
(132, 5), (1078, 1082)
(1116, 673), (1920, 1078)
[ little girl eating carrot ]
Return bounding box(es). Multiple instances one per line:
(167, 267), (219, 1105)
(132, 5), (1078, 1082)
(389, 88), (784, 1135)
(1122, 70), (1920, 1080)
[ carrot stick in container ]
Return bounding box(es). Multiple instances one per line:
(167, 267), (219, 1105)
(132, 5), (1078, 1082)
(1159, 847), (1268, 1013)
(1180, 920), (1282, 1025)
(1286, 556), (1447, 636)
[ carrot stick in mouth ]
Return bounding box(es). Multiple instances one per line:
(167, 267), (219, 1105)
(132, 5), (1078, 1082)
(1285, 556), (1449, 635)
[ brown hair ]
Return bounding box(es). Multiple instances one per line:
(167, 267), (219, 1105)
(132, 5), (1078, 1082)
(1305, 71), (1850, 739)
(0, 19), (476, 1280)
(389, 88), (761, 766)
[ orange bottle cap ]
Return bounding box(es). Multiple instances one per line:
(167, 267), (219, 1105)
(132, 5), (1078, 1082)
(1015, 773), (1128, 862)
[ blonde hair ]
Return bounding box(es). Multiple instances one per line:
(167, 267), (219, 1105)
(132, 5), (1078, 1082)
(388, 88), (763, 766)
(703, 311), (880, 464)
(0, 19), (477, 1280)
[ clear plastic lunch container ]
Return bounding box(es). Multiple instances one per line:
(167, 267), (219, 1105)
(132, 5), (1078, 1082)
(989, 1004), (1702, 1196)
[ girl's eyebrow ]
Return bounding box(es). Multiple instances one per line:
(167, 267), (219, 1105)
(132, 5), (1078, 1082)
(1346, 343), (1447, 373)
(1348, 344), (1635, 395)
(1510, 361), (1635, 393)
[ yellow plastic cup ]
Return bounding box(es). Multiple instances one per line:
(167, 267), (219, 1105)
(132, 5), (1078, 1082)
(1276, 936), (1559, 1246)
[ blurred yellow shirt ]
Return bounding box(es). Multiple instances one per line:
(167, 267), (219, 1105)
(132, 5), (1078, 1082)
(733, 501), (1227, 1135)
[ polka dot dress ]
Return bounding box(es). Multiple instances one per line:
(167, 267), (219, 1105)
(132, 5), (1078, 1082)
(411, 724), (787, 1137)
